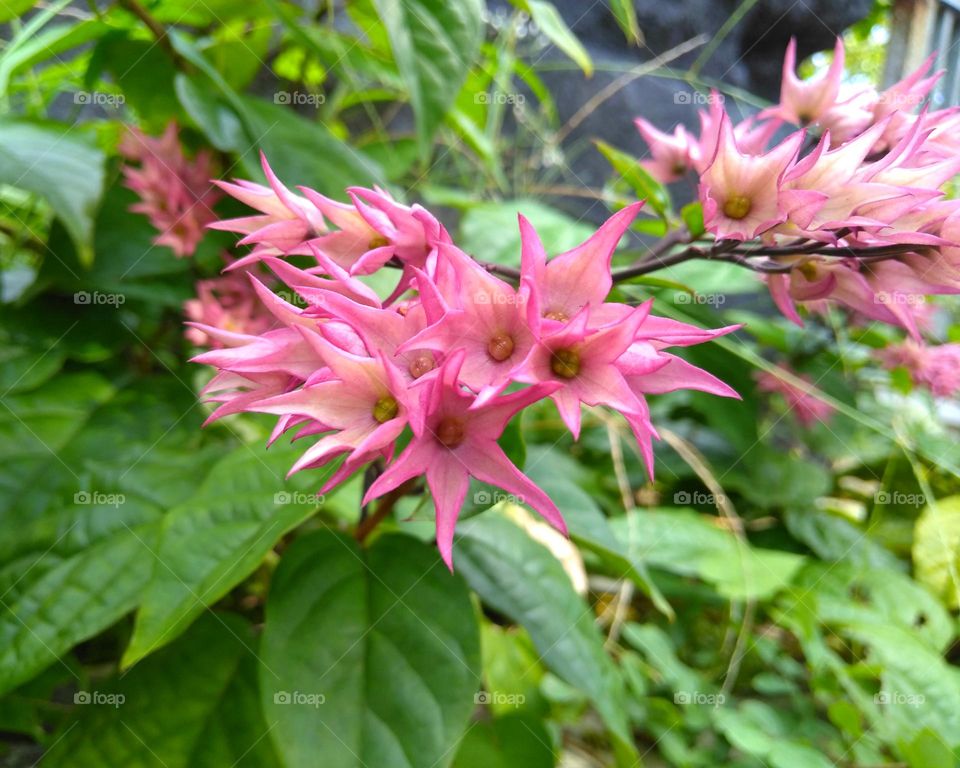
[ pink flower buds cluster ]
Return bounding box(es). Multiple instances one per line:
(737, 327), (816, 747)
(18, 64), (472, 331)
(879, 340), (960, 398)
(636, 38), (960, 340)
(191, 155), (739, 567)
(120, 123), (222, 258)
(184, 260), (277, 348)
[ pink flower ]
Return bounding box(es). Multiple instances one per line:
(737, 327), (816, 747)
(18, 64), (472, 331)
(363, 352), (565, 568)
(756, 368), (835, 426)
(184, 265), (277, 348)
(634, 118), (700, 182)
(699, 114), (805, 240)
(120, 122), (221, 257)
(880, 340), (960, 397)
(210, 153), (326, 258)
(769, 37), (845, 126)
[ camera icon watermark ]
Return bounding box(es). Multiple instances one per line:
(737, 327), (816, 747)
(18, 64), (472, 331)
(674, 490), (724, 506)
(74, 491), (126, 508)
(474, 690), (525, 707)
(74, 91), (125, 107)
(274, 91), (326, 107)
(874, 690), (925, 708)
(74, 291), (125, 307)
(474, 92), (526, 106)
(874, 291), (925, 307)
(273, 690), (325, 707)
(675, 291), (725, 307)
(673, 91), (724, 106)
(274, 491), (326, 506)
(474, 490), (525, 506)
(674, 690), (725, 708)
(74, 690), (125, 708)
(874, 490), (925, 507)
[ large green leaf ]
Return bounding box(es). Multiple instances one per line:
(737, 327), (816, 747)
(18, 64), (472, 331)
(611, 508), (805, 601)
(525, 444), (672, 618)
(0, 372), (220, 694)
(371, 0), (484, 156)
(452, 714), (555, 768)
(260, 530), (481, 768)
(0, 120), (105, 265)
(913, 495), (960, 609)
(123, 443), (332, 667)
(453, 510), (638, 766)
(45, 613), (279, 767)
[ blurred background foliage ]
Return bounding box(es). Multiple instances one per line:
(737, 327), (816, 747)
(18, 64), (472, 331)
(2, 1), (960, 767)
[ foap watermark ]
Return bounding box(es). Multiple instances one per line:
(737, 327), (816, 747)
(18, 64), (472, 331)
(74, 290), (125, 307)
(274, 91), (326, 107)
(474, 92), (525, 106)
(74, 690), (125, 708)
(874, 291), (925, 307)
(474, 490), (525, 506)
(74, 91), (125, 107)
(474, 690), (525, 708)
(274, 491), (326, 506)
(74, 491), (125, 508)
(875, 690), (925, 708)
(676, 291), (725, 307)
(474, 291), (526, 305)
(273, 690), (326, 707)
(674, 490), (725, 506)
(673, 91), (724, 106)
(674, 690), (725, 708)
(874, 490), (925, 507)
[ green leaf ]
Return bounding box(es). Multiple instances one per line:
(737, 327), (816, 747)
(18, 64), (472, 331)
(611, 508), (805, 601)
(371, 0), (484, 157)
(609, 0), (642, 45)
(0, 120), (105, 266)
(459, 199), (594, 266)
(514, 0), (593, 76)
(45, 613), (280, 767)
(595, 139), (670, 217)
(525, 445), (673, 618)
(680, 201), (704, 238)
(453, 510), (638, 766)
(452, 714), (555, 768)
(122, 443), (328, 667)
(260, 530), (481, 768)
(913, 495), (960, 609)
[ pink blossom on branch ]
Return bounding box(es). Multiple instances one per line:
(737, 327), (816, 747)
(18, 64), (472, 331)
(120, 122), (222, 257)
(192, 174), (738, 566)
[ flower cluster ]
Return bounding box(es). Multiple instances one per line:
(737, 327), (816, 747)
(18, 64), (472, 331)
(637, 38), (960, 340)
(879, 340), (960, 398)
(191, 155), (739, 566)
(119, 123), (222, 257)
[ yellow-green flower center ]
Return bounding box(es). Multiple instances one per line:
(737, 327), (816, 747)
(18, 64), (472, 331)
(550, 347), (581, 379)
(487, 332), (515, 362)
(368, 235), (390, 249)
(436, 417), (466, 448)
(723, 195), (752, 220)
(372, 395), (399, 423)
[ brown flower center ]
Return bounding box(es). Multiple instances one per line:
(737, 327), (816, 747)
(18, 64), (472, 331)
(372, 395), (399, 423)
(407, 351), (436, 379)
(550, 347), (581, 379)
(368, 235), (390, 249)
(722, 195), (752, 220)
(543, 310), (569, 322)
(487, 332), (515, 362)
(435, 417), (466, 448)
